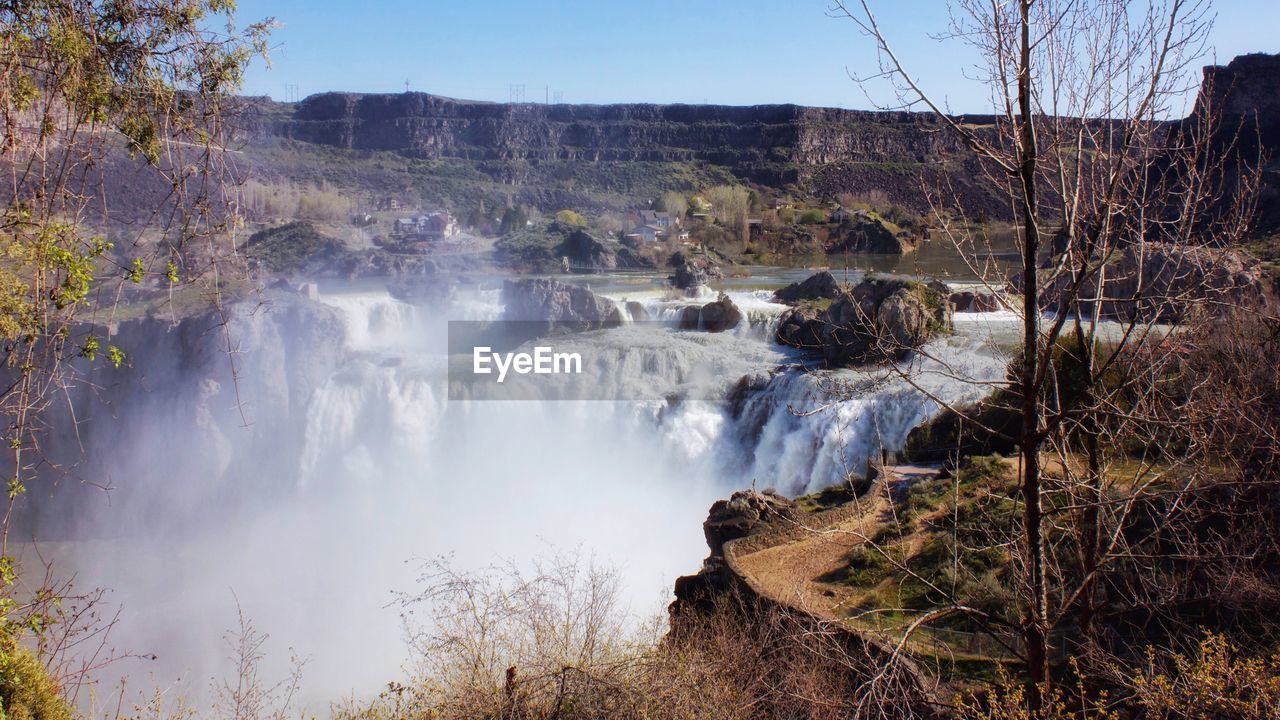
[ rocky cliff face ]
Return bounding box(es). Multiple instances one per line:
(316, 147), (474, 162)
(258, 92), (983, 171)
(241, 92), (1009, 219)
(242, 52), (1280, 229)
(1195, 53), (1280, 235)
(1198, 53), (1280, 123)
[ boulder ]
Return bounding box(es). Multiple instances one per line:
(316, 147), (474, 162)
(501, 278), (623, 333)
(668, 251), (723, 293)
(827, 211), (914, 254)
(677, 294), (744, 333)
(949, 289), (1003, 313)
(702, 490), (798, 557)
(671, 262), (708, 291)
(699, 294), (744, 333)
(776, 277), (952, 365)
(677, 305), (701, 329)
(774, 270), (841, 304)
(775, 302), (826, 349)
(625, 300), (649, 322)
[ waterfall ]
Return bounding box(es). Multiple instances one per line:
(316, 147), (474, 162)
(25, 279), (1015, 710)
(726, 334), (1008, 494)
(301, 284), (1009, 497)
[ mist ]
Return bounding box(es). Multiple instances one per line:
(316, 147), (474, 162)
(14, 278), (1010, 710)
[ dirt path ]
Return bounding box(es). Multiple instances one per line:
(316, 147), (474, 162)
(732, 465), (940, 622)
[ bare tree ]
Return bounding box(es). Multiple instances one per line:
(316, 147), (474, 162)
(828, 0), (1268, 714)
(211, 602), (305, 720)
(380, 549), (928, 720)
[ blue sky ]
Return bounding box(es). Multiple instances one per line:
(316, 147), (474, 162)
(232, 0), (1279, 112)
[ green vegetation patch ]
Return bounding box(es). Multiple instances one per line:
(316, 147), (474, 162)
(243, 221), (345, 274)
(833, 456), (1019, 633)
(794, 479), (865, 513)
(0, 638), (73, 720)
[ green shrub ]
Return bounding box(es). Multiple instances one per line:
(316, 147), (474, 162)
(0, 638), (72, 720)
(554, 209), (586, 226)
(793, 478), (864, 513)
(843, 546), (891, 585)
(243, 221), (344, 274)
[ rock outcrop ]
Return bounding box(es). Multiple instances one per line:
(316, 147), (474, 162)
(502, 278), (623, 332)
(556, 228), (617, 270)
(496, 222), (652, 273)
(703, 490), (798, 557)
(386, 259), (463, 305)
(776, 277), (952, 365)
(673, 489), (799, 613)
(948, 289), (1004, 313)
(243, 222), (345, 275)
(262, 92), (983, 171)
(1035, 243), (1269, 322)
(668, 252), (723, 293)
(774, 270), (841, 304)
(677, 293), (744, 333)
(173, 54), (1280, 236)
(826, 211), (914, 254)
(387, 275), (457, 306)
(614, 246), (656, 270)
(236, 90), (1024, 220)
(1195, 53), (1280, 236)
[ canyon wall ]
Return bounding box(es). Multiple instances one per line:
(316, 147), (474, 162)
(260, 92), (984, 168)
(1197, 53), (1280, 235)
(242, 52), (1280, 228)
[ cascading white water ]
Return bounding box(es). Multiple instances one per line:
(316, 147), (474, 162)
(727, 334), (1009, 493)
(32, 276), (1018, 711)
(301, 282), (1014, 498)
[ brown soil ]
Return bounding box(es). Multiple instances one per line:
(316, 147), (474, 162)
(732, 465), (940, 622)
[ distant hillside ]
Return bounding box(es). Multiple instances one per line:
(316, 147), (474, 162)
(259, 93), (986, 168)
(240, 92), (1011, 219)
(140, 52), (1272, 243)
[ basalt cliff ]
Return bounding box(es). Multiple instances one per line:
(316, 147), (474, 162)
(1196, 52), (1280, 236)
(262, 93), (980, 169)
(237, 52), (1280, 229)
(245, 93), (1007, 217)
